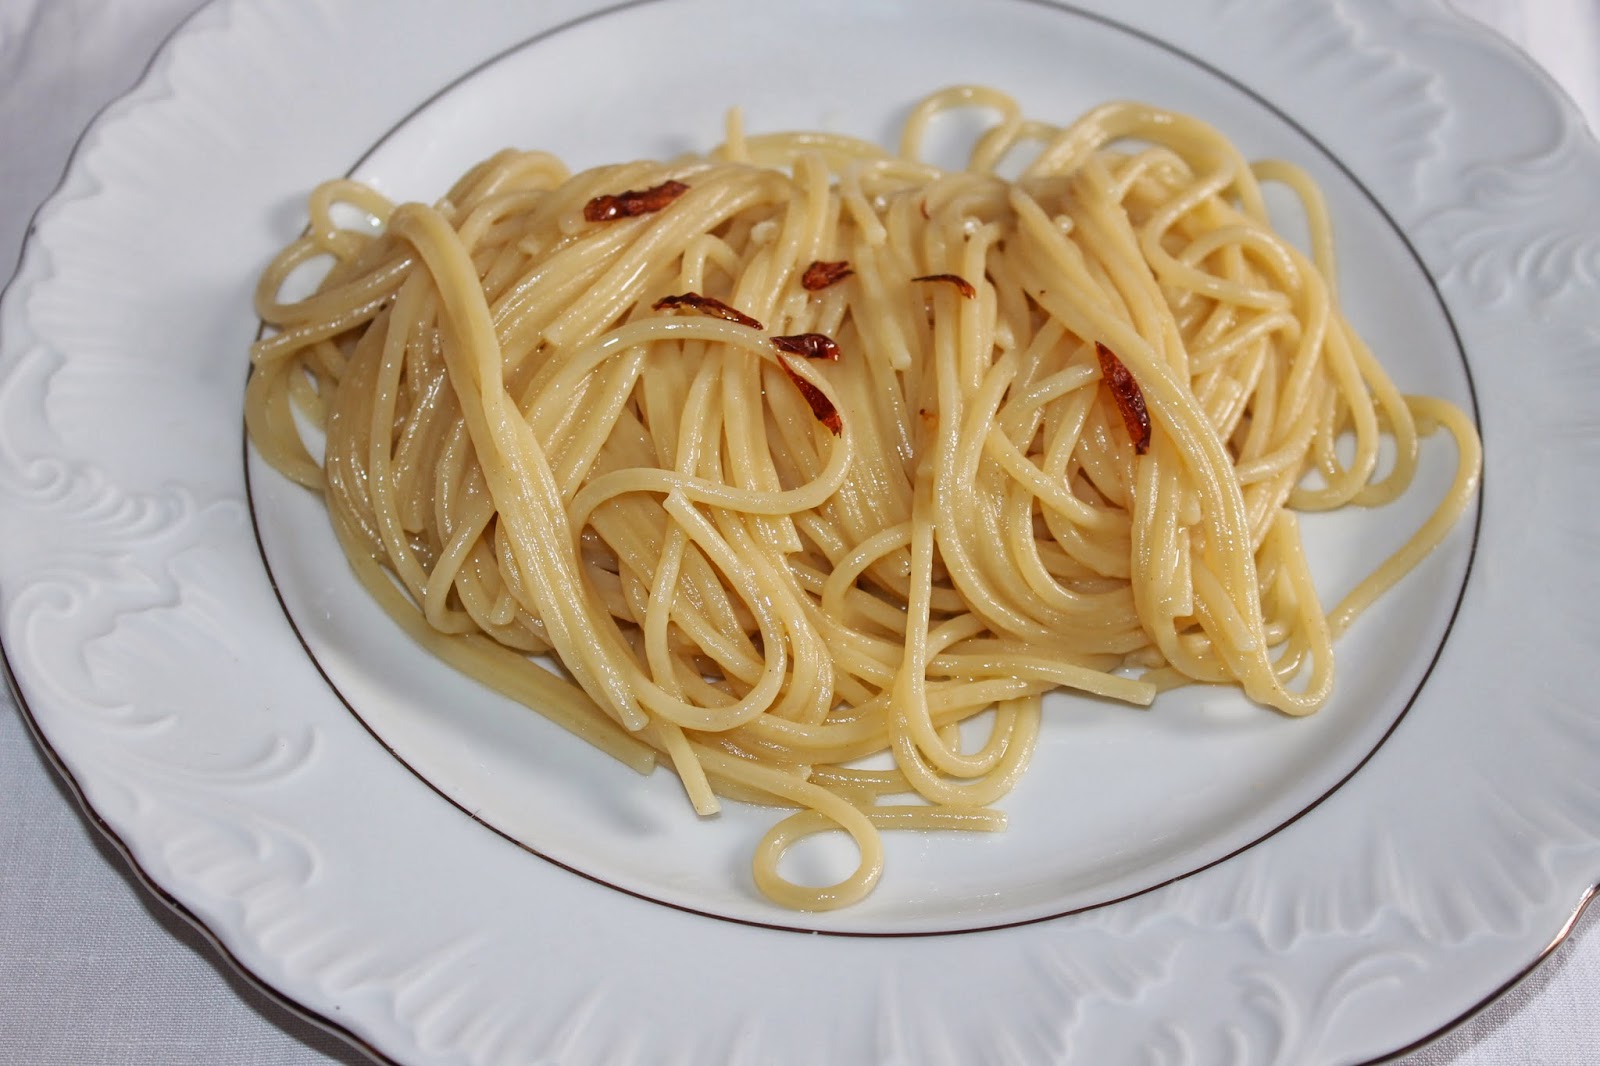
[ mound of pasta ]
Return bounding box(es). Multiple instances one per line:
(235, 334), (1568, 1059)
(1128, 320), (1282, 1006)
(247, 87), (1479, 910)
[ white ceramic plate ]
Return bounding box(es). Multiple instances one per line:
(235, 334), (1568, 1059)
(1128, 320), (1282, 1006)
(3, 0), (1597, 1062)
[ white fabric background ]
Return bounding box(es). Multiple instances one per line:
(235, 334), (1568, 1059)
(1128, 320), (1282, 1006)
(1, 1), (1595, 1062)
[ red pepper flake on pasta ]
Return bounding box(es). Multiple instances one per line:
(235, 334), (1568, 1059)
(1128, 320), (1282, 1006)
(652, 292), (765, 330)
(770, 332), (841, 362)
(1095, 341), (1151, 455)
(582, 179), (689, 222)
(778, 358), (842, 435)
(912, 273), (976, 299)
(801, 260), (854, 291)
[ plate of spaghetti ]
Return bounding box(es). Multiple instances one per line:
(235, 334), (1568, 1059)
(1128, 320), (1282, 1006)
(3, 0), (1597, 1063)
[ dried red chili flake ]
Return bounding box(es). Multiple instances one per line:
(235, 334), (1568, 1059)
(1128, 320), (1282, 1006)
(1095, 341), (1151, 455)
(652, 292), (765, 330)
(801, 260), (854, 291)
(770, 332), (841, 362)
(912, 273), (976, 299)
(582, 179), (689, 222)
(778, 358), (842, 435)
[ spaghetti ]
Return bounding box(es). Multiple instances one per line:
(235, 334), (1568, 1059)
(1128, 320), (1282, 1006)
(246, 86), (1481, 910)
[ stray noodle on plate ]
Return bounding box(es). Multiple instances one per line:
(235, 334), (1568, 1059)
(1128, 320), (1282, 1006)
(246, 86), (1480, 910)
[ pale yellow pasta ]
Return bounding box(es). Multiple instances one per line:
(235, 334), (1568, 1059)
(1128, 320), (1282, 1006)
(246, 88), (1481, 911)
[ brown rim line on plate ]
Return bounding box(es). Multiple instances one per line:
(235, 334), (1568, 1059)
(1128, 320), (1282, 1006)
(244, 0), (1480, 936)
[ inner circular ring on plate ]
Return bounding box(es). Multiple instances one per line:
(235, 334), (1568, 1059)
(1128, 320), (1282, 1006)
(246, 0), (1480, 936)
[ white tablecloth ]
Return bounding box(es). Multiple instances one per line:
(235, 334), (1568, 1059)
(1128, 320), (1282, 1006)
(1, 1), (1596, 1062)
